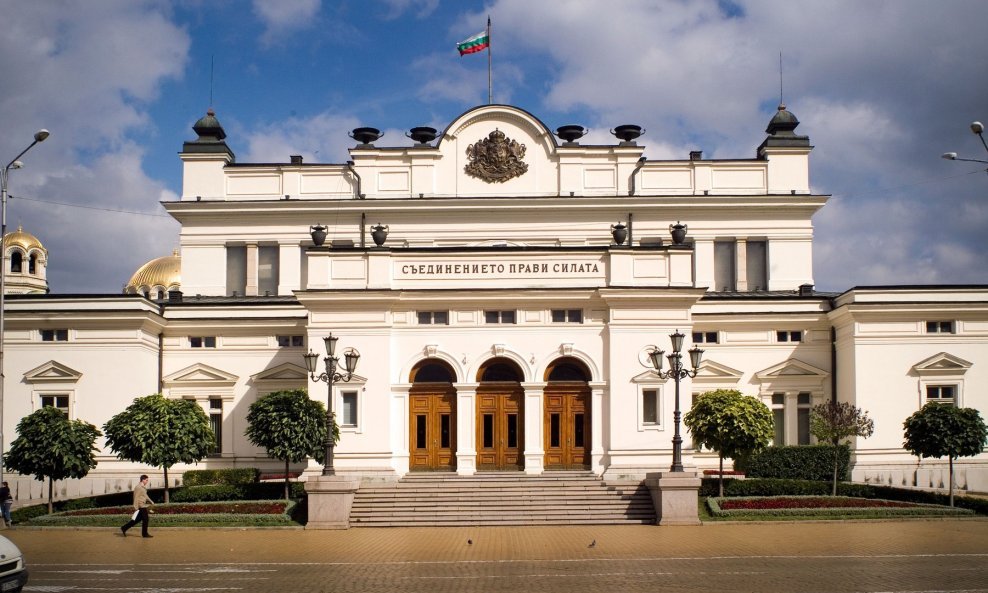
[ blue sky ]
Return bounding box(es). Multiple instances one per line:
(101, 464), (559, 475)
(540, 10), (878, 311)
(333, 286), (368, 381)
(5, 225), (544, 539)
(2, 0), (987, 293)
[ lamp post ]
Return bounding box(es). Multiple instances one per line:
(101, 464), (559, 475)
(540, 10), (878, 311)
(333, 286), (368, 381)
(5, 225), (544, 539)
(303, 334), (359, 476)
(647, 330), (703, 472)
(1, 129), (50, 482)
(942, 121), (988, 170)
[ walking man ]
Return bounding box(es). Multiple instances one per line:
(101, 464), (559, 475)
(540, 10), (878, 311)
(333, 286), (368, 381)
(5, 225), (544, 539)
(120, 474), (154, 538)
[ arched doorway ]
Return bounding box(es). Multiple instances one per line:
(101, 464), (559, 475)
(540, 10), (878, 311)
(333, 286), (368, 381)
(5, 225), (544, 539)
(476, 358), (524, 470)
(409, 360), (457, 471)
(544, 358), (591, 470)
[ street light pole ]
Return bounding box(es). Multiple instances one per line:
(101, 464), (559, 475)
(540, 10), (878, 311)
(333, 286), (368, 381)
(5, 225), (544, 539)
(1, 129), (50, 483)
(647, 330), (703, 472)
(303, 334), (359, 476)
(942, 120), (988, 171)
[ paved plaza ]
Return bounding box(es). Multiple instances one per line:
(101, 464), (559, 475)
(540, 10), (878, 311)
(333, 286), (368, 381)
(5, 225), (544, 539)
(6, 520), (988, 593)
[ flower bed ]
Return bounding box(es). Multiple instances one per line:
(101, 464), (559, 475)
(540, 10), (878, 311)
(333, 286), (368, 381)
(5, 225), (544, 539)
(707, 496), (974, 518)
(25, 500), (298, 527)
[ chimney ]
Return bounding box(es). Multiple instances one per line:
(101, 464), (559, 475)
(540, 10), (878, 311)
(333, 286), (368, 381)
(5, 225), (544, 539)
(290, 155), (303, 165)
(689, 150), (703, 161)
(798, 283), (814, 297)
(168, 290), (183, 303)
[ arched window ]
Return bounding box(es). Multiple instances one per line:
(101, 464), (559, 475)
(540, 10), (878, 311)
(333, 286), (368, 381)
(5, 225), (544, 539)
(10, 252), (22, 273)
(478, 360), (523, 382)
(411, 361), (455, 383)
(29, 253), (38, 274)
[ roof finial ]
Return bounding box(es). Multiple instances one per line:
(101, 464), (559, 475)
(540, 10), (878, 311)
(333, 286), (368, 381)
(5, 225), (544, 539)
(779, 50), (785, 109)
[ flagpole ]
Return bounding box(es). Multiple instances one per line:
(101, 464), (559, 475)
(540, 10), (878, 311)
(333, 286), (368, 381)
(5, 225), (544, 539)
(487, 16), (492, 104)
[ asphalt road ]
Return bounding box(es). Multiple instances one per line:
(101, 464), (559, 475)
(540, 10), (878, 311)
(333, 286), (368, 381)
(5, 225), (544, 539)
(6, 520), (988, 593)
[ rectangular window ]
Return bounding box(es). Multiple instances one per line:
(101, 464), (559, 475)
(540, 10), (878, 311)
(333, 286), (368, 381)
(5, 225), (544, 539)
(416, 415), (427, 449)
(925, 321), (955, 334)
(777, 330), (803, 343)
(797, 392), (811, 445)
(226, 245), (247, 296)
(341, 391), (358, 426)
(190, 336), (217, 348)
(208, 398), (223, 456)
(642, 389), (659, 425)
(257, 245), (280, 296)
(926, 385), (956, 405)
(771, 393), (785, 445)
(41, 395), (70, 415)
(713, 240), (737, 291)
(692, 331), (718, 344)
(417, 311), (449, 325)
(41, 329), (69, 342)
(551, 309), (583, 323)
(484, 310), (516, 324)
(277, 335), (304, 348)
(746, 240), (768, 291)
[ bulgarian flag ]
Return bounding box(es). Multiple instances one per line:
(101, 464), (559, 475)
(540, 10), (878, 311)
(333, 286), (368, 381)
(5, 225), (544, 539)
(457, 28), (490, 56)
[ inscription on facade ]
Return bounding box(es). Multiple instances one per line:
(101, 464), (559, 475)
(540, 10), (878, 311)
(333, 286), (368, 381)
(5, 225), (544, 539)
(396, 260), (602, 280)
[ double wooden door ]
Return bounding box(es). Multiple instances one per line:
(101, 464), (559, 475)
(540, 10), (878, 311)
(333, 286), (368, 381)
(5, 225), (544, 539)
(543, 386), (590, 470)
(409, 387), (456, 471)
(476, 386), (524, 470)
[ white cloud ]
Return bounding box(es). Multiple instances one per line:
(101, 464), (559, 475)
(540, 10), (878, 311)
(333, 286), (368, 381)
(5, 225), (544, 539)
(0, 1), (190, 292)
(252, 0), (322, 45)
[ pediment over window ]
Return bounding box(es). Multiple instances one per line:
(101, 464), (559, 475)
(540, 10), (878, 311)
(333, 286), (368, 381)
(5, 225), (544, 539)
(163, 363), (238, 388)
(755, 358), (828, 391)
(251, 363), (309, 383)
(693, 359), (744, 385)
(24, 360), (82, 384)
(912, 352), (972, 377)
(630, 370), (666, 383)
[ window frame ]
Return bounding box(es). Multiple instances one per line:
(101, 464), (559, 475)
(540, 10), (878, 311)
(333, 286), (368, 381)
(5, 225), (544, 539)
(692, 331), (719, 344)
(637, 385), (664, 432)
(924, 384), (957, 406)
(190, 336), (217, 348)
(776, 330), (803, 343)
(484, 310), (516, 324)
(208, 397), (223, 457)
(40, 393), (71, 417)
(550, 309), (583, 324)
(276, 335), (305, 348)
(417, 311), (450, 325)
(925, 321), (956, 334)
(336, 384), (364, 434)
(41, 329), (69, 342)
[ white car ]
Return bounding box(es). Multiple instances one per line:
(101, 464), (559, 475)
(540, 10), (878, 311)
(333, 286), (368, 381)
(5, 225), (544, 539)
(0, 535), (27, 592)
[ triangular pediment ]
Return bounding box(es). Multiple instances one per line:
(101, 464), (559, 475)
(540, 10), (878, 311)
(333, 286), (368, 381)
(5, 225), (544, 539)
(755, 358), (829, 381)
(630, 370), (666, 383)
(251, 363), (309, 383)
(24, 360), (82, 384)
(693, 359), (744, 384)
(912, 352), (972, 376)
(163, 363), (238, 387)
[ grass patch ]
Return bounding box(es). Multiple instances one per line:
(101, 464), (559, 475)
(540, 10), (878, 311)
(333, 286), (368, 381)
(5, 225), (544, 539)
(22, 500), (299, 527)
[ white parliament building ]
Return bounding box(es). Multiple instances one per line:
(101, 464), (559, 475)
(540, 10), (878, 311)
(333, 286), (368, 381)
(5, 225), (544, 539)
(3, 103), (987, 505)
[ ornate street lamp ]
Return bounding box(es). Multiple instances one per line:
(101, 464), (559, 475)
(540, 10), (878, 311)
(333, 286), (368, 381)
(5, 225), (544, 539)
(647, 330), (703, 472)
(303, 334), (359, 476)
(1, 129), (50, 482)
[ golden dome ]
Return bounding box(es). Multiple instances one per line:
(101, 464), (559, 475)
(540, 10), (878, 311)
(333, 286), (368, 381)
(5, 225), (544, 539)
(3, 225), (46, 253)
(126, 250), (181, 294)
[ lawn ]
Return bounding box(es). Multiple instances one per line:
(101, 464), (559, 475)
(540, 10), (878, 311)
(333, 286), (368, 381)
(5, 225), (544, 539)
(20, 500), (299, 527)
(703, 495), (975, 520)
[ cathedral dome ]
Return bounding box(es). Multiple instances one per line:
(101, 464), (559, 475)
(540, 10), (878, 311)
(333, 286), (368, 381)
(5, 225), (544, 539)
(3, 225), (45, 253)
(125, 250), (181, 296)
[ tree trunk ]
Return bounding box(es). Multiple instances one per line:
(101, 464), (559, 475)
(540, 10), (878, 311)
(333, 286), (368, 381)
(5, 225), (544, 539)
(284, 459), (290, 500)
(948, 456), (955, 507)
(718, 454), (725, 497)
(832, 442), (840, 496)
(163, 467), (170, 503)
(47, 478), (53, 514)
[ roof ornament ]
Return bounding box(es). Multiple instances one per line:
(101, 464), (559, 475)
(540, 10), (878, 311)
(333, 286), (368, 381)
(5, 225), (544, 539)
(464, 129), (528, 183)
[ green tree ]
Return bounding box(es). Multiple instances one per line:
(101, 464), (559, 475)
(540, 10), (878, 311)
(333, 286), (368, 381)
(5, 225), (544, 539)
(684, 389), (774, 496)
(903, 403), (988, 506)
(245, 389), (329, 499)
(103, 393), (215, 503)
(810, 401), (875, 496)
(3, 406), (102, 513)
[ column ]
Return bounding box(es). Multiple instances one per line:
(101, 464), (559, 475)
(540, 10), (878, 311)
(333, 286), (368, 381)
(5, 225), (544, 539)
(521, 382), (545, 475)
(589, 382), (606, 474)
(454, 383), (478, 476)
(245, 243), (258, 296)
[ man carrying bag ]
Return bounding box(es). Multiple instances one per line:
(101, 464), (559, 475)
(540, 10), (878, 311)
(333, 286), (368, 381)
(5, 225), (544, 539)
(120, 474), (154, 538)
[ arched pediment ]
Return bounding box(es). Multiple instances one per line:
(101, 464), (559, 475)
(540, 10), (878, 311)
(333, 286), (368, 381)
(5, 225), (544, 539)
(24, 360), (82, 384)
(163, 363), (238, 388)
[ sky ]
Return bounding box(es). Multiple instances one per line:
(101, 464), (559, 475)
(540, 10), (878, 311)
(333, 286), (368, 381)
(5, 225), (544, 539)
(1, 0), (986, 294)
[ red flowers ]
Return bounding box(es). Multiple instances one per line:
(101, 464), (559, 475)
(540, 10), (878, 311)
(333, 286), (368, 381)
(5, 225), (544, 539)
(62, 502), (289, 516)
(719, 497), (919, 510)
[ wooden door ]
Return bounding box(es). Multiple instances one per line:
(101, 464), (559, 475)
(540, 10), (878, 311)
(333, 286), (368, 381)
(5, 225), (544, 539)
(544, 386), (590, 470)
(409, 388), (456, 471)
(476, 386), (524, 470)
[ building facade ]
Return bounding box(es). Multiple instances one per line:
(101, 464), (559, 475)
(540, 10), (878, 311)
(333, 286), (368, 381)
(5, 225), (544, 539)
(2, 103), (986, 503)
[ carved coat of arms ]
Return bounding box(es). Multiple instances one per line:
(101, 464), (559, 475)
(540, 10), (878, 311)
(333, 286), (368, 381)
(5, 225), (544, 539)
(464, 129), (528, 183)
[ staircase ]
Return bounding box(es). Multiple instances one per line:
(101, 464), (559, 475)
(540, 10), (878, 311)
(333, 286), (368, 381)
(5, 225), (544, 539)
(349, 471), (655, 527)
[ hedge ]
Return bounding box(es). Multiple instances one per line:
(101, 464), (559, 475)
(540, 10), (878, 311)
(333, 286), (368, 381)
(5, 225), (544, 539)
(169, 482), (306, 502)
(181, 468), (260, 486)
(740, 445), (850, 481)
(699, 477), (988, 516)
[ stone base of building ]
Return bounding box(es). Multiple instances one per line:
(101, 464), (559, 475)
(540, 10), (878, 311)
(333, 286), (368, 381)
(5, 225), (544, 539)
(645, 471), (702, 526)
(304, 475), (360, 530)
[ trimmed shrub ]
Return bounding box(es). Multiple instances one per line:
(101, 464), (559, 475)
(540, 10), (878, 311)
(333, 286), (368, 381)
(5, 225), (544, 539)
(182, 468), (260, 487)
(169, 482), (305, 503)
(741, 445), (849, 481)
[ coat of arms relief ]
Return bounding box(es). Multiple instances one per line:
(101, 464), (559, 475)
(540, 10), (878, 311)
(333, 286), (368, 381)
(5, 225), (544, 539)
(464, 129), (528, 183)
